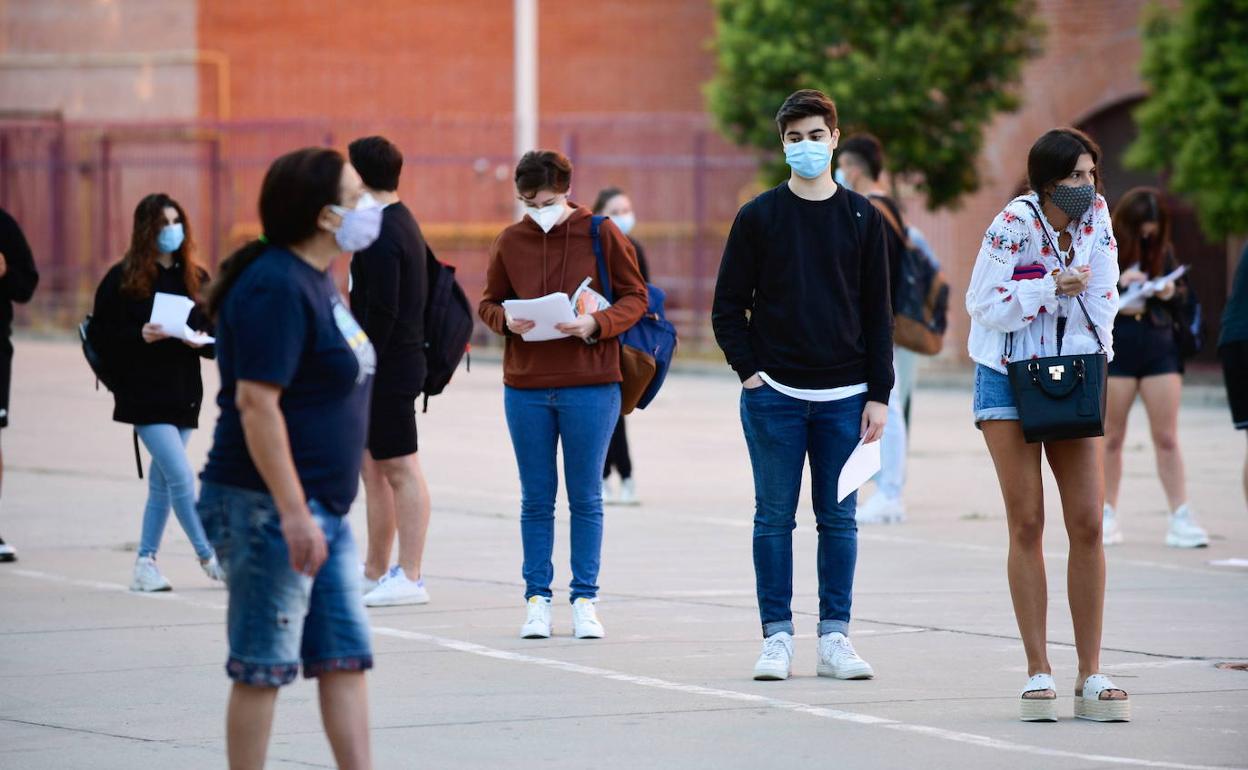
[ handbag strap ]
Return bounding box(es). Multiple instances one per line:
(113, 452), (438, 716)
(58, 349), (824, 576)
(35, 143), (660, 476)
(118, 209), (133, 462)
(589, 215), (615, 303)
(1002, 199), (1106, 360)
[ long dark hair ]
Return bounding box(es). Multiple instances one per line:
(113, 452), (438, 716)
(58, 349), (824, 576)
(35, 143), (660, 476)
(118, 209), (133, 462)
(207, 147), (345, 318)
(1113, 187), (1172, 277)
(592, 187), (625, 214)
(120, 193), (202, 300)
(1026, 127), (1103, 203)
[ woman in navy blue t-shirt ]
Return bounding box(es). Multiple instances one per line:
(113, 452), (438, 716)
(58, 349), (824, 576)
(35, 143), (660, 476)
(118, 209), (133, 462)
(197, 147), (382, 768)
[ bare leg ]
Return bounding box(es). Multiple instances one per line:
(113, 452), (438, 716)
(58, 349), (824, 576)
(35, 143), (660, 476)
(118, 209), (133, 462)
(378, 453), (431, 579)
(226, 683), (278, 770)
(362, 454), (396, 582)
(318, 671), (372, 770)
(1044, 436), (1125, 699)
(982, 421), (1050, 689)
(1138, 374), (1187, 511)
(1103, 378), (1139, 509)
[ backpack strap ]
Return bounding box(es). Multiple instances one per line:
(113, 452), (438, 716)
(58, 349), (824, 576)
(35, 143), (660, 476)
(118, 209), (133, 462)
(866, 193), (912, 249)
(590, 215), (615, 303)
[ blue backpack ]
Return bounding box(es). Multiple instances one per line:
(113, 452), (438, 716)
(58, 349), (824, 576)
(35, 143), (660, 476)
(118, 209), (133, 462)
(590, 215), (678, 412)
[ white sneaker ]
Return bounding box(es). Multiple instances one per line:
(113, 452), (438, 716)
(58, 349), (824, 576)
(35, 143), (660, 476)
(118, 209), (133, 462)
(520, 596), (552, 639)
(602, 477), (618, 505)
(572, 597), (605, 639)
(616, 478), (641, 507)
(856, 493), (905, 525)
(753, 632), (794, 681)
(1102, 503), (1124, 546)
(1166, 505), (1210, 548)
(0, 535), (16, 563)
(359, 563), (380, 595)
(816, 632), (874, 680)
(130, 556), (172, 592)
(200, 554), (226, 582)
(363, 565), (430, 607)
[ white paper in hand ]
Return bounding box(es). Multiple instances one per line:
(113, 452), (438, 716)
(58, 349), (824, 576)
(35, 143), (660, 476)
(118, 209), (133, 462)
(502, 293), (577, 342)
(150, 292), (215, 345)
(837, 438), (882, 503)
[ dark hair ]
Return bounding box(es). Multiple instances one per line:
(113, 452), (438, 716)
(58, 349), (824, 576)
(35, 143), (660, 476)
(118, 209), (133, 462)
(592, 186), (625, 214)
(775, 89), (838, 134)
(207, 147), (345, 317)
(515, 150), (572, 198)
(348, 135), (403, 192)
(1113, 187), (1172, 277)
(1027, 128), (1103, 202)
(840, 133), (884, 180)
(120, 193), (203, 300)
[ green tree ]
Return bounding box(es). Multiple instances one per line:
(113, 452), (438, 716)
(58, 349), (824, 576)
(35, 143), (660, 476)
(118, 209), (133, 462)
(1126, 0), (1248, 239)
(706, 0), (1043, 209)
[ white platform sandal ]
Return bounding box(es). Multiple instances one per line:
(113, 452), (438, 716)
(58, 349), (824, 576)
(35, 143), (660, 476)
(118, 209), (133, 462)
(1019, 673), (1058, 722)
(1075, 674), (1130, 722)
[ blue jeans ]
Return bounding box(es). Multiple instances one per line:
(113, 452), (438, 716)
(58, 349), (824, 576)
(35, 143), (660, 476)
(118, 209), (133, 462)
(740, 385), (865, 638)
(198, 482), (373, 687)
(973, 364), (1019, 425)
(504, 383), (621, 602)
(136, 424), (213, 561)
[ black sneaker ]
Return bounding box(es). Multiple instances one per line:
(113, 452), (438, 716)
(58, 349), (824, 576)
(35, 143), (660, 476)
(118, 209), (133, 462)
(0, 535), (16, 563)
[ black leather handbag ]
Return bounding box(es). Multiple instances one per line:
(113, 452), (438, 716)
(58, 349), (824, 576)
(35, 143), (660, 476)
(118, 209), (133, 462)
(1006, 201), (1109, 444)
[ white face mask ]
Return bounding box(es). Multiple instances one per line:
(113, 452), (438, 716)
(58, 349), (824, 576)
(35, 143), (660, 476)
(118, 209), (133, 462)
(612, 212), (636, 236)
(330, 192), (383, 252)
(528, 199), (567, 233)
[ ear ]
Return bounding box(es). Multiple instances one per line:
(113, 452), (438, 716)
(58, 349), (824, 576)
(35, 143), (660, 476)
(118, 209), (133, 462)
(830, 128), (840, 150)
(317, 205), (342, 233)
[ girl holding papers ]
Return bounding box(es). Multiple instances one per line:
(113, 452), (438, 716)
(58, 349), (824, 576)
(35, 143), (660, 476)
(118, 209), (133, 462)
(91, 192), (222, 592)
(479, 150), (647, 641)
(1102, 187), (1209, 547)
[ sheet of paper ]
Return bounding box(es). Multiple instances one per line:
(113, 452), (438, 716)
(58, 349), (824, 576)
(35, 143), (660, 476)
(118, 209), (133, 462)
(150, 292), (214, 345)
(502, 292), (577, 342)
(837, 438), (882, 503)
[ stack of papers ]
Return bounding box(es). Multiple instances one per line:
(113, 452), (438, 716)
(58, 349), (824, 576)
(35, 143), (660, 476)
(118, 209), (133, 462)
(502, 278), (612, 342)
(151, 292), (215, 345)
(1119, 264), (1188, 315)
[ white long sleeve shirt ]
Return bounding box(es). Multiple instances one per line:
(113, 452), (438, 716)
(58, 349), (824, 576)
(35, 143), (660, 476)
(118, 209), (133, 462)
(966, 192), (1120, 373)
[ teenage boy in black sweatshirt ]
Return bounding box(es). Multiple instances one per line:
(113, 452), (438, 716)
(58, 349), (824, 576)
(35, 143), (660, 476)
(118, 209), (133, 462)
(712, 89), (893, 682)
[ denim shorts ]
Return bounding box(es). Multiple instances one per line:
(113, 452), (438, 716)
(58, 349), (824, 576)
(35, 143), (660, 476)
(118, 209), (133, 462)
(198, 482), (373, 687)
(973, 364), (1019, 426)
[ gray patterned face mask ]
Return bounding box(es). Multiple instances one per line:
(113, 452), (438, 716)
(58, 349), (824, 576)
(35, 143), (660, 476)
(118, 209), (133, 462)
(1050, 183), (1095, 221)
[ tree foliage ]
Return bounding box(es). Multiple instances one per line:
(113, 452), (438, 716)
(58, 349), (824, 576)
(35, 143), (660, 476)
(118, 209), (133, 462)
(1126, 0), (1248, 239)
(706, 0), (1044, 209)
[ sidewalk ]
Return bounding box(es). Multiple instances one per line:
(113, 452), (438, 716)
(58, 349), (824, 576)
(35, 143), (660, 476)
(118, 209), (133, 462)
(1, 339), (1245, 769)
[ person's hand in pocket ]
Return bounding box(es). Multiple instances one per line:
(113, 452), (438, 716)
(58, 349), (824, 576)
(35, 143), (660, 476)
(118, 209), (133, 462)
(743, 373), (764, 390)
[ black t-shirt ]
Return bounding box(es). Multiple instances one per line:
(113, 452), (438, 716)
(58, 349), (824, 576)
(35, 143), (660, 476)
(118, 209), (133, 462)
(202, 247), (376, 515)
(711, 183), (894, 403)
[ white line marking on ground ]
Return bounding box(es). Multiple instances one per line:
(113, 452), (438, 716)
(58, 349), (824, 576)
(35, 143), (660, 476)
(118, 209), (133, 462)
(9, 567), (1244, 770)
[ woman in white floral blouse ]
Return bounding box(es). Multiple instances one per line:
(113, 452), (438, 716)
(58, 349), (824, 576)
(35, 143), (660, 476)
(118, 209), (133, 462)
(965, 128), (1129, 723)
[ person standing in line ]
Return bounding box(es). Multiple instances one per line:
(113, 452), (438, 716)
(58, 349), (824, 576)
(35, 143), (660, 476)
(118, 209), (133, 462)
(836, 133), (910, 525)
(1103, 188), (1209, 547)
(0, 208), (38, 563)
(966, 128), (1129, 722)
(1219, 242), (1248, 510)
(712, 89), (891, 682)
(197, 148), (379, 770)
(347, 136), (434, 606)
(592, 186), (649, 507)
(479, 150), (646, 640)
(90, 194), (223, 591)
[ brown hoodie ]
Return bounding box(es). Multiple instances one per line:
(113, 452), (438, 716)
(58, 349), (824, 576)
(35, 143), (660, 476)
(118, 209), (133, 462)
(479, 205), (648, 389)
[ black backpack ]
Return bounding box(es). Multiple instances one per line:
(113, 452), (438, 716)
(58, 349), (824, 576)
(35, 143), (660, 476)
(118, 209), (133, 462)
(420, 245), (473, 411)
(866, 195), (949, 355)
(79, 313), (145, 479)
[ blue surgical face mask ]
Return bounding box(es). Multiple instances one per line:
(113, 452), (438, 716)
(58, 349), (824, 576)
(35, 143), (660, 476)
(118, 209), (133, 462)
(157, 223), (184, 254)
(834, 167), (853, 191)
(330, 192), (383, 252)
(612, 212), (636, 236)
(784, 140), (833, 180)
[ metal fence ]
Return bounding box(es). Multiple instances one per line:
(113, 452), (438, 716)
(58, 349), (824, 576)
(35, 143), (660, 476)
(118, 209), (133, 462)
(0, 114), (761, 350)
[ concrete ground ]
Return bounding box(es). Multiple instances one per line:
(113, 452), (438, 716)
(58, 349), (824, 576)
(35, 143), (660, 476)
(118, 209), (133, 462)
(1, 338), (1246, 769)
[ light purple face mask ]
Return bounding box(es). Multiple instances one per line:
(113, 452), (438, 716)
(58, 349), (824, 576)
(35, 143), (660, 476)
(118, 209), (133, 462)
(330, 193), (383, 252)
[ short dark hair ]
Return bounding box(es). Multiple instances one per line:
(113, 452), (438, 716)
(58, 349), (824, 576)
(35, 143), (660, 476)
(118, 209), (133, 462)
(515, 150), (572, 197)
(1027, 128), (1102, 200)
(592, 186), (625, 214)
(775, 89), (838, 135)
(841, 133), (884, 180)
(348, 135), (403, 192)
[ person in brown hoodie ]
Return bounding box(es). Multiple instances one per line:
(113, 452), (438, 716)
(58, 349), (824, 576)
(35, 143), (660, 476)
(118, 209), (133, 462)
(479, 150), (646, 641)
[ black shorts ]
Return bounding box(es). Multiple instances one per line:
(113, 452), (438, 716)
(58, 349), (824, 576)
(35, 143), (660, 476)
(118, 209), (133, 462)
(1221, 341), (1248, 430)
(367, 393), (418, 460)
(1108, 316), (1183, 379)
(0, 335), (13, 429)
